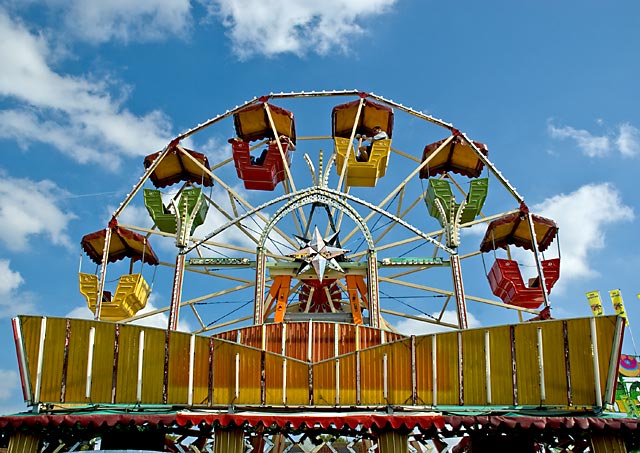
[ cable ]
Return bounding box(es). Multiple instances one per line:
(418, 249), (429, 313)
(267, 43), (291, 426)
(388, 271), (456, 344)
(206, 299), (252, 327)
(378, 289), (442, 321)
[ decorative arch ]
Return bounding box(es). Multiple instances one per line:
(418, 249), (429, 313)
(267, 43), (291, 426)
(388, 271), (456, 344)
(254, 187), (381, 327)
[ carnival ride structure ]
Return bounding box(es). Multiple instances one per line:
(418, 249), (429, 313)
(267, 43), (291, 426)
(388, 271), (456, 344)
(1, 91), (637, 452)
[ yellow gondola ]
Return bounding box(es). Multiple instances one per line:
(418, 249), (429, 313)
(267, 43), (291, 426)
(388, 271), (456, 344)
(332, 96), (393, 187)
(79, 223), (159, 320)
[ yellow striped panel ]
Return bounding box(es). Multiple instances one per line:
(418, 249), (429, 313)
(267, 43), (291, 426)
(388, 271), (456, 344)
(235, 347), (261, 405)
(540, 321), (568, 404)
(435, 332), (459, 405)
(140, 328), (165, 404)
(359, 347), (384, 405)
(285, 359), (310, 405)
(211, 340), (237, 405)
(594, 316), (617, 400)
(313, 360), (337, 406)
(63, 320), (88, 403)
(264, 352), (285, 405)
(462, 329), (487, 406)
(338, 353), (357, 406)
(40, 317), (67, 402)
(192, 336), (212, 406)
(386, 340), (412, 405)
(567, 318), (596, 405)
(115, 324), (142, 403)
(488, 326), (513, 405)
(414, 335), (433, 406)
(20, 316), (42, 396)
(89, 322), (118, 403)
(167, 332), (191, 404)
(514, 323), (543, 406)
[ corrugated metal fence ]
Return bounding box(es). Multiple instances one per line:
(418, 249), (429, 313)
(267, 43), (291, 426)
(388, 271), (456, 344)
(13, 315), (623, 409)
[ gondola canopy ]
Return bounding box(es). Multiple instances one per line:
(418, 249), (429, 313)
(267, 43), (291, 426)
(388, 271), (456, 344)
(233, 102), (296, 144)
(420, 136), (488, 179)
(81, 225), (159, 265)
(332, 98), (394, 139)
(480, 211), (558, 253)
(144, 146), (213, 188)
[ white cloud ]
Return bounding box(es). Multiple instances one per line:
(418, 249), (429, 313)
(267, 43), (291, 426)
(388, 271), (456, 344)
(0, 260), (23, 295)
(0, 173), (76, 251)
(0, 370), (19, 400)
(205, 0), (397, 58)
(0, 10), (172, 168)
(28, 0), (192, 44)
(394, 310), (481, 335)
(616, 123), (640, 158)
(548, 122), (610, 157)
(0, 259), (36, 317)
(548, 120), (640, 159)
(520, 183), (634, 289)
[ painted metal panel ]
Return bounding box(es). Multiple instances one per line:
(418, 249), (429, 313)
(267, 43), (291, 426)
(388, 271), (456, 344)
(284, 322), (310, 362)
(140, 328), (165, 404)
(462, 329), (487, 406)
(414, 335), (433, 405)
(192, 336), (211, 406)
(435, 332), (459, 405)
(338, 324), (357, 355)
(115, 324), (143, 403)
(590, 433), (628, 453)
(40, 317), (67, 403)
(386, 339), (412, 405)
(540, 320), (569, 404)
(488, 325), (513, 405)
(167, 331), (191, 404)
(8, 431), (40, 453)
(213, 330), (236, 343)
(87, 320), (116, 403)
(338, 353), (357, 405)
(313, 360), (337, 405)
(285, 358), (310, 405)
(311, 322), (336, 362)
(240, 325), (262, 349)
(64, 321), (95, 401)
(594, 316), (617, 400)
(359, 346), (385, 405)
(211, 340), (237, 405)
(264, 323), (283, 354)
(514, 323), (542, 405)
(264, 352), (285, 405)
(235, 346), (262, 405)
(567, 318), (597, 405)
(19, 316), (42, 403)
(359, 325), (383, 350)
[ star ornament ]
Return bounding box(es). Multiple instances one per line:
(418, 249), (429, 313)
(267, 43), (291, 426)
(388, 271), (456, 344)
(289, 227), (349, 282)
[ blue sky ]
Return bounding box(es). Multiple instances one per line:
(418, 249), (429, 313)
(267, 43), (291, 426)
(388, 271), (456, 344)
(0, 0), (639, 413)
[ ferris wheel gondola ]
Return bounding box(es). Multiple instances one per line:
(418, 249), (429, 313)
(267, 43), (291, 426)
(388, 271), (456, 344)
(480, 208), (561, 310)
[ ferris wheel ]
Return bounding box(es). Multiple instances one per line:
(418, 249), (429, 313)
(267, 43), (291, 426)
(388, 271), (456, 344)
(78, 90), (561, 334)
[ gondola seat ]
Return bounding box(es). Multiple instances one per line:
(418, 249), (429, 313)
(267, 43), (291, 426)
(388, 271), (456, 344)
(143, 189), (177, 233)
(230, 139), (292, 191)
(487, 258), (560, 309)
(334, 137), (391, 187)
(79, 273), (151, 321)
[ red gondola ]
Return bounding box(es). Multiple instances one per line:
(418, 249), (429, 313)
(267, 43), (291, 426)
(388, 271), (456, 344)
(481, 209), (560, 309)
(230, 138), (292, 191)
(230, 102), (296, 191)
